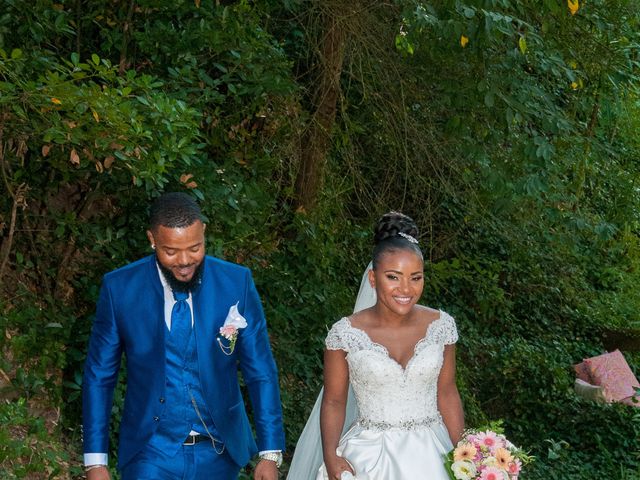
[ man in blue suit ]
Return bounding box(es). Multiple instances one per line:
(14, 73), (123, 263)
(83, 192), (285, 479)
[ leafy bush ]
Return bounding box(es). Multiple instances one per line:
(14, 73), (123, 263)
(0, 398), (82, 479)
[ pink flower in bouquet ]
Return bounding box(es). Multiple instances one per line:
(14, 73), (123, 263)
(508, 458), (522, 476)
(476, 430), (504, 452)
(466, 433), (479, 446)
(479, 466), (505, 480)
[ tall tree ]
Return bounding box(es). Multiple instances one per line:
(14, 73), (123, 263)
(294, 2), (348, 212)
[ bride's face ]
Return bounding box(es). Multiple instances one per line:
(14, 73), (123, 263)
(369, 248), (424, 317)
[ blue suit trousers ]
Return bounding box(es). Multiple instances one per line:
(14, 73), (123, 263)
(121, 440), (240, 480)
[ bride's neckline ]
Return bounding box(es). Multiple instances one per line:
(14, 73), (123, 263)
(344, 311), (443, 371)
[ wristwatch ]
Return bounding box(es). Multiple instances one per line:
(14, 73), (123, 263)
(85, 465), (107, 472)
(259, 451), (283, 468)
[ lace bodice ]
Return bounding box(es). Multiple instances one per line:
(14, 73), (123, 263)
(326, 312), (458, 429)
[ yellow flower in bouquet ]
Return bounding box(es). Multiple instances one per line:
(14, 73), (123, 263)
(454, 443), (477, 462)
(494, 447), (514, 469)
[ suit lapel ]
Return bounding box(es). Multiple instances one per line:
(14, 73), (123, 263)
(144, 255), (166, 353)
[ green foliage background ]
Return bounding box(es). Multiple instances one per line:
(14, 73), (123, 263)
(1, 0), (640, 478)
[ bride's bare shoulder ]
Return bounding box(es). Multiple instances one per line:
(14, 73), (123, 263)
(347, 308), (375, 329)
(414, 304), (442, 321)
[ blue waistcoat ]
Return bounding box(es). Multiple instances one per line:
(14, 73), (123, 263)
(148, 321), (219, 456)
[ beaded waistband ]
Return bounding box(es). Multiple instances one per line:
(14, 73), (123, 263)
(357, 414), (443, 432)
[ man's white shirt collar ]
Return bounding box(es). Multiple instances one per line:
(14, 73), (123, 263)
(156, 263), (194, 329)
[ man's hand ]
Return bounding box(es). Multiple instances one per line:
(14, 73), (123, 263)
(86, 465), (111, 480)
(253, 458), (279, 480)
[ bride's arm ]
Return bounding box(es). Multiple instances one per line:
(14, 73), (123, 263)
(437, 344), (465, 445)
(320, 349), (355, 479)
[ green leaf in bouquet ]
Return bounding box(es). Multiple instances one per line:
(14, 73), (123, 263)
(442, 452), (457, 480)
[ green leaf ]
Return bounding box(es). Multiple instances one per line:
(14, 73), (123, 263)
(10, 48), (22, 59)
(506, 108), (514, 125)
(395, 34), (414, 55)
(91, 53), (100, 65)
(136, 96), (150, 106)
(227, 196), (240, 210)
(71, 52), (80, 66)
(484, 91), (495, 108)
(543, 0), (561, 13)
(519, 36), (527, 54)
(213, 63), (228, 73)
(193, 189), (205, 201)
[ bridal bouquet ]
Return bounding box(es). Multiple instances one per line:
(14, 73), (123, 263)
(444, 428), (532, 480)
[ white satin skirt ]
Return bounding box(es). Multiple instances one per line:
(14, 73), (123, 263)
(317, 422), (453, 479)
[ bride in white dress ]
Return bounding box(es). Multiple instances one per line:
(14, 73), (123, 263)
(287, 212), (464, 480)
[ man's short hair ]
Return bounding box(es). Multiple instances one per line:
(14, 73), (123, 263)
(149, 192), (204, 230)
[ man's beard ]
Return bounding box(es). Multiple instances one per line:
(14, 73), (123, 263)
(156, 257), (204, 293)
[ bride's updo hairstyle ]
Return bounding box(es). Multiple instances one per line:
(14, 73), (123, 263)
(372, 211), (423, 269)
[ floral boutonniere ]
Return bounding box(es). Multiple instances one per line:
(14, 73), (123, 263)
(217, 302), (247, 355)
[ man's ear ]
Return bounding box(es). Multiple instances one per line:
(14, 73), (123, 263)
(146, 230), (155, 249)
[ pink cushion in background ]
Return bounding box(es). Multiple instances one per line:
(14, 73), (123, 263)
(573, 361), (591, 383)
(583, 349), (640, 404)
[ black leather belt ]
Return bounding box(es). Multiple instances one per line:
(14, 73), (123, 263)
(183, 434), (210, 445)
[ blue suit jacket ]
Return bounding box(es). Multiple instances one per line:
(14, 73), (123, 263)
(82, 255), (285, 469)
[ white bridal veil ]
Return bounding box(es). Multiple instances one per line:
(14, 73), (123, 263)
(286, 263), (377, 479)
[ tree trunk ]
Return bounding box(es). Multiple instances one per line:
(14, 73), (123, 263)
(118, 0), (136, 75)
(294, 9), (346, 212)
